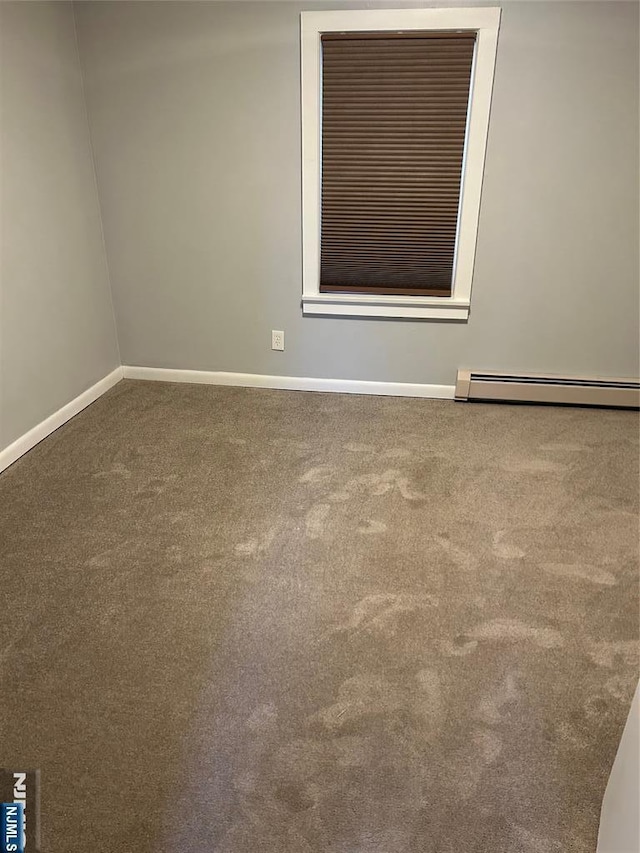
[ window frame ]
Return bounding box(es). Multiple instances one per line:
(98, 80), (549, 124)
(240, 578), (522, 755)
(301, 7), (501, 321)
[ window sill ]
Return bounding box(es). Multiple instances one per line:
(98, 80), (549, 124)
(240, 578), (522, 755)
(302, 293), (470, 321)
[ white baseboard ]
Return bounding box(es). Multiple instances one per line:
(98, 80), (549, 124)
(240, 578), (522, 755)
(0, 365), (453, 474)
(122, 365), (455, 400)
(0, 367), (123, 474)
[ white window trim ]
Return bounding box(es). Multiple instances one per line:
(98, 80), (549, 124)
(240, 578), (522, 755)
(301, 7), (501, 321)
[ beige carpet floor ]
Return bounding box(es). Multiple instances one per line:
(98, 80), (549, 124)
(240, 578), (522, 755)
(0, 379), (638, 853)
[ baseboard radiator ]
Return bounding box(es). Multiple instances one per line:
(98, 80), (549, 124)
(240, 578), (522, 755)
(455, 370), (640, 409)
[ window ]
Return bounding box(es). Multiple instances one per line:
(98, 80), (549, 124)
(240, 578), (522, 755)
(301, 8), (501, 320)
(320, 31), (475, 299)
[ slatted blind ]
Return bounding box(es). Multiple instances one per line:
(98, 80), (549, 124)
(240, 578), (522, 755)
(320, 31), (476, 296)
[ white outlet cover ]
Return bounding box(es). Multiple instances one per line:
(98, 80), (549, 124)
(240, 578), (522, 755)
(271, 330), (285, 351)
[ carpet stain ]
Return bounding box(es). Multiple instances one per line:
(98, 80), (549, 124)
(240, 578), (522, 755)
(436, 535), (478, 571)
(384, 469), (426, 501)
(493, 529), (526, 560)
(335, 593), (438, 635)
(313, 673), (406, 731)
(556, 720), (590, 750)
(466, 618), (564, 649)
(587, 640), (639, 669)
(382, 447), (413, 459)
(356, 519), (387, 535)
(440, 637), (478, 657)
(165, 544), (183, 563)
(93, 461), (131, 478)
(542, 562), (617, 585)
(538, 442), (586, 453)
(272, 737), (330, 781)
(305, 502), (331, 538)
(234, 525), (279, 557)
(326, 472), (390, 502)
(334, 734), (371, 768)
(247, 702), (278, 731)
(512, 824), (563, 852)
(299, 465), (334, 483)
(605, 674), (637, 702)
(448, 728), (503, 800)
(414, 668), (444, 733)
(234, 541), (259, 555)
(313, 669), (442, 738)
(501, 457), (568, 474)
(475, 671), (520, 725)
(326, 469), (425, 504)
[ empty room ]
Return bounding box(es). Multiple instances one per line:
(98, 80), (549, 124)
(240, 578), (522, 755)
(1, 1), (638, 852)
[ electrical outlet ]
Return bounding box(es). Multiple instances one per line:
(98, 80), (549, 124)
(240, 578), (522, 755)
(271, 330), (285, 351)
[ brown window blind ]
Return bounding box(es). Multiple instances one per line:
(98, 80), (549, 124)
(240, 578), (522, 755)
(320, 31), (476, 297)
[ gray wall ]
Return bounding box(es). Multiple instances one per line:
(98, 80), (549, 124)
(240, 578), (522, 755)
(74, 0), (639, 385)
(0, 1), (119, 452)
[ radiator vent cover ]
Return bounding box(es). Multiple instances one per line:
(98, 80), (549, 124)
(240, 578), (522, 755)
(455, 370), (640, 409)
